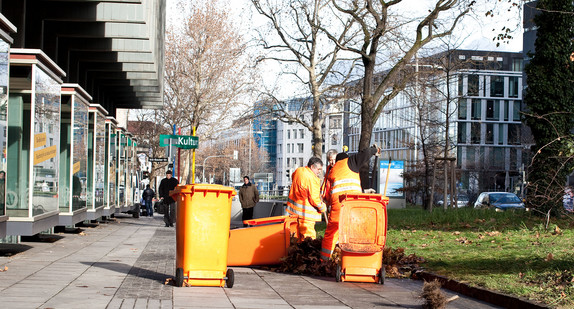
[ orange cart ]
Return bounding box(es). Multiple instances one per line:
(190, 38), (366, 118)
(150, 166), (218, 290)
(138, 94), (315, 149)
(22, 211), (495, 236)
(227, 215), (298, 266)
(335, 193), (388, 284)
(171, 184), (236, 288)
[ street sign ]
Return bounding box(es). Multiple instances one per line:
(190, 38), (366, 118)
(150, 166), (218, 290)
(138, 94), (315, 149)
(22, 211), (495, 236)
(149, 157), (168, 162)
(159, 134), (199, 149)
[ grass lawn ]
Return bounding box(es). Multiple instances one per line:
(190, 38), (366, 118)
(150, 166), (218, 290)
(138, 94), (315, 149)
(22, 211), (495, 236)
(379, 207), (574, 308)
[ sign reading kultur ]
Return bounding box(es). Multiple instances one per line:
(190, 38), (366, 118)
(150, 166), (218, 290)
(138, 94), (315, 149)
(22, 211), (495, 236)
(159, 134), (199, 149)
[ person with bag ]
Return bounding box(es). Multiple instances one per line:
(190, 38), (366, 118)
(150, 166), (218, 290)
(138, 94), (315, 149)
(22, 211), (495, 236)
(158, 170), (179, 227)
(238, 176), (259, 227)
(142, 184), (156, 217)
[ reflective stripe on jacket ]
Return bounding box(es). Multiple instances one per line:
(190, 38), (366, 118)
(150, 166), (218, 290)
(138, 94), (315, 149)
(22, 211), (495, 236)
(326, 158), (362, 212)
(286, 166), (326, 221)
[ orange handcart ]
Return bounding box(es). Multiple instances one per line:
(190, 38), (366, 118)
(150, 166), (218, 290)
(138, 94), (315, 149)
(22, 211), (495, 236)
(335, 193), (388, 284)
(171, 184), (236, 288)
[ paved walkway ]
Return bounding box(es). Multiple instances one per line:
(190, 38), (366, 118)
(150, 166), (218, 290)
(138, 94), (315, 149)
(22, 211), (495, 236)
(0, 214), (501, 309)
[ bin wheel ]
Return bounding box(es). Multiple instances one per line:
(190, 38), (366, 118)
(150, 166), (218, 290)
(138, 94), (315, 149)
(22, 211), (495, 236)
(378, 267), (385, 285)
(226, 269), (234, 288)
(335, 264), (342, 282)
(175, 268), (184, 287)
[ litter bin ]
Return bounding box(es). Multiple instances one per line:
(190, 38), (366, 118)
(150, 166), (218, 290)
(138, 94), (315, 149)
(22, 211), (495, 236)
(336, 193), (388, 284)
(171, 184), (236, 288)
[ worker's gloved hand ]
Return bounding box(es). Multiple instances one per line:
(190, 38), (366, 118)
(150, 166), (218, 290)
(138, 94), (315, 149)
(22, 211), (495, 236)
(364, 188), (377, 194)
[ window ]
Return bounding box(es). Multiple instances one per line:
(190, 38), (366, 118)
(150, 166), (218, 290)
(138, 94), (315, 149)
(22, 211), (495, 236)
(331, 133), (338, 145)
(287, 130), (291, 139)
(457, 122), (467, 143)
(287, 143), (290, 153)
(299, 158), (303, 167)
(510, 148), (517, 170)
(493, 148), (504, 169)
(509, 76), (519, 98)
(498, 124), (504, 145)
(471, 99), (481, 120)
(298, 143), (304, 153)
(458, 75), (464, 96)
(504, 101), (509, 121)
(286, 158), (290, 167)
(458, 98), (467, 119)
(512, 58), (523, 72)
(513, 101), (521, 121)
(509, 124), (521, 145)
(490, 76), (504, 97)
(486, 100), (499, 120)
(485, 123), (494, 144)
(468, 75), (479, 96)
(300, 129), (304, 139)
(293, 129), (297, 139)
(330, 116), (342, 129)
(467, 147), (476, 167)
(471, 122), (480, 144)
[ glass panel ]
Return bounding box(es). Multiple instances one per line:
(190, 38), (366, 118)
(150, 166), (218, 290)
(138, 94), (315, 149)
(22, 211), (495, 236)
(485, 123), (494, 144)
(0, 40), (9, 217)
(498, 124), (505, 145)
(471, 99), (481, 120)
(512, 59), (523, 72)
(87, 112), (94, 209)
(471, 122), (480, 144)
(458, 74), (464, 96)
(509, 76), (519, 98)
(95, 114), (105, 207)
(509, 124), (521, 145)
(108, 129), (116, 208)
(458, 98), (467, 119)
(513, 101), (521, 121)
(468, 75), (479, 96)
(59, 97), (71, 212)
(72, 97), (88, 211)
(493, 147), (504, 169)
(486, 100), (495, 120)
(490, 76), (504, 97)
(457, 122), (466, 143)
(7, 94), (31, 216)
(32, 67), (60, 215)
(504, 100), (509, 121)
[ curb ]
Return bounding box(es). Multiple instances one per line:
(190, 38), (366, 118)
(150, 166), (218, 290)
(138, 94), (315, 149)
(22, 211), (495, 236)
(415, 271), (549, 309)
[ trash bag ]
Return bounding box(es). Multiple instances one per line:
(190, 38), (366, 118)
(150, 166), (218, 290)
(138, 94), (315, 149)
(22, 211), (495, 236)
(154, 201), (165, 214)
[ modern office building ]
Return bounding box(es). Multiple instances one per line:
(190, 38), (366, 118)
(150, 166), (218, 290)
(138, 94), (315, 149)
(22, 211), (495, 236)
(347, 49), (525, 197)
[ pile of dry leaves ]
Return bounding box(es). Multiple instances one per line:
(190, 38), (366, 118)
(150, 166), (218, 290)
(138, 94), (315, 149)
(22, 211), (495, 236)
(266, 237), (426, 278)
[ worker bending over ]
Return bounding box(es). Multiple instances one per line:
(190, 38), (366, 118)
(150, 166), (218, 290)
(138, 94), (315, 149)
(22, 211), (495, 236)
(286, 157), (327, 241)
(321, 145), (380, 260)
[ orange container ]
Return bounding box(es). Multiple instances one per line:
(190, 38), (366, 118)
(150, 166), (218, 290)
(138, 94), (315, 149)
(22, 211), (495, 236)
(171, 184), (236, 288)
(336, 193), (388, 284)
(227, 215), (298, 266)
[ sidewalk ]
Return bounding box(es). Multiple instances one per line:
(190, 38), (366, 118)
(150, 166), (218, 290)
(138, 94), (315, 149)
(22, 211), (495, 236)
(0, 214), (501, 309)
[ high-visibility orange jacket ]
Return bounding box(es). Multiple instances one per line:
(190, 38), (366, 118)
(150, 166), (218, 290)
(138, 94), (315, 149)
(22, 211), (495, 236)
(325, 158), (362, 222)
(286, 166), (326, 221)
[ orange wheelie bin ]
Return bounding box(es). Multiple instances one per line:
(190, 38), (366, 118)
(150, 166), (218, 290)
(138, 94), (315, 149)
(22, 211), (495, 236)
(335, 193), (388, 284)
(171, 184), (236, 288)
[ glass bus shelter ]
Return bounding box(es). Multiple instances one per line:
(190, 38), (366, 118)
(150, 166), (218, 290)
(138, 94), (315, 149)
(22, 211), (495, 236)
(6, 49), (66, 236)
(87, 103), (108, 220)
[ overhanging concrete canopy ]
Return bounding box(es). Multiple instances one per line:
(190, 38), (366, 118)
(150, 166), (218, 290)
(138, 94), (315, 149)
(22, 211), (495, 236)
(1, 0), (165, 115)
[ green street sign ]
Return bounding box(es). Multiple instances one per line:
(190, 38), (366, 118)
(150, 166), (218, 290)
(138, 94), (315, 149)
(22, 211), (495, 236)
(160, 134), (199, 149)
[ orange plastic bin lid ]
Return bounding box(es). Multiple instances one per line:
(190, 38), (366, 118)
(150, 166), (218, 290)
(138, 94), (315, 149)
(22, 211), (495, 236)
(338, 193), (388, 253)
(170, 184), (237, 197)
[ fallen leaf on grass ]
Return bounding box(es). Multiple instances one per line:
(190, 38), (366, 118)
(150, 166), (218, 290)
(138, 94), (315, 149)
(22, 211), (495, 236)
(421, 244), (428, 248)
(452, 231), (461, 235)
(455, 237), (472, 244)
(485, 231), (501, 237)
(518, 272), (524, 279)
(477, 234), (485, 240)
(552, 226), (562, 235)
(545, 253), (554, 262)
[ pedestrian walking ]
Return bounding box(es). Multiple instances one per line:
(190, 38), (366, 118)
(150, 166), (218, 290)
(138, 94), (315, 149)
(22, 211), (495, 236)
(159, 170), (179, 227)
(286, 157), (326, 241)
(321, 145), (380, 260)
(142, 184), (156, 217)
(238, 176), (259, 227)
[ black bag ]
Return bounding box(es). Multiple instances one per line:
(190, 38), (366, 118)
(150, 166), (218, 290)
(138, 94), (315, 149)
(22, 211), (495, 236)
(154, 201), (165, 214)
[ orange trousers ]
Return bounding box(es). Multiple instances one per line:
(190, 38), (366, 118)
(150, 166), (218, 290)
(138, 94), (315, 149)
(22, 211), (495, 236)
(297, 218), (318, 241)
(321, 205), (341, 260)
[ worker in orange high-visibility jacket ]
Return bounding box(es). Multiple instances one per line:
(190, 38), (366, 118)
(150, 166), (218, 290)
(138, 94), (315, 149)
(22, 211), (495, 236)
(321, 149), (339, 204)
(286, 157), (327, 241)
(321, 145), (380, 260)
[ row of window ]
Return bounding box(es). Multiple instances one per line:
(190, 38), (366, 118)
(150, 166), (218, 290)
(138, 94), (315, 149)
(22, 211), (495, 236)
(458, 74), (520, 98)
(283, 143), (304, 154)
(286, 157), (304, 169)
(458, 99), (521, 121)
(286, 128), (305, 140)
(457, 122), (521, 145)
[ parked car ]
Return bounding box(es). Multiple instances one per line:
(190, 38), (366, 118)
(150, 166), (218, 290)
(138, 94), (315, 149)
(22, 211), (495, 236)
(473, 192), (525, 211)
(436, 194), (470, 208)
